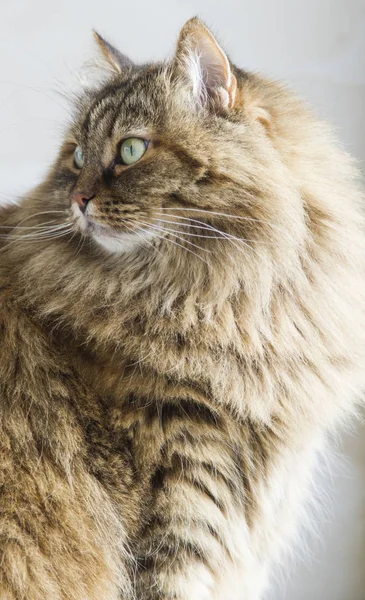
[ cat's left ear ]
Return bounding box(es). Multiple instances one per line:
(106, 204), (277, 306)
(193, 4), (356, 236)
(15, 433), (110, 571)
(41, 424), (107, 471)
(174, 18), (237, 111)
(93, 31), (134, 74)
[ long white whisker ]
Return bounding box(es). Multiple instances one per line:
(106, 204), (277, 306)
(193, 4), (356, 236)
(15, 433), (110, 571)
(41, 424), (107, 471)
(154, 207), (297, 243)
(149, 216), (272, 245)
(74, 233), (86, 259)
(20, 223), (72, 235)
(66, 228), (79, 248)
(11, 211), (68, 229)
(136, 223), (209, 265)
(0, 223), (73, 240)
(0, 228), (73, 254)
(158, 214), (287, 280)
(0, 230), (73, 241)
(157, 213), (290, 279)
(127, 224), (163, 257)
(138, 220), (212, 254)
(160, 214), (254, 243)
(0, 220), (60, 230)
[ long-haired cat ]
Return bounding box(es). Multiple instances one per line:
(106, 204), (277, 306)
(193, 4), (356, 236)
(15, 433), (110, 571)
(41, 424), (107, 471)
(0, 17), (364, 600)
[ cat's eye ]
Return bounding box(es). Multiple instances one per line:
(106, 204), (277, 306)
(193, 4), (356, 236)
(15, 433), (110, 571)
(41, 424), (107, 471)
(120, 138), (148, 165)
(74, 146), (85, 169)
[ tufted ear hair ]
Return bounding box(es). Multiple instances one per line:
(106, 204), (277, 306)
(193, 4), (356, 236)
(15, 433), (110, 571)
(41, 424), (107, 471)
(93, 31), (134, 74)
(174, 17), (237, 111)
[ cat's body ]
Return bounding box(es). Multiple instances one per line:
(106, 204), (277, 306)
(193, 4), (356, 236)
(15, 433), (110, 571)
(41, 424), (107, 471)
(0, 18), (364, 600)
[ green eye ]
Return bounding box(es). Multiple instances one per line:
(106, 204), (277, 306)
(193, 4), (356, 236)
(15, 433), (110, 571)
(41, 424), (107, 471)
(120, 137), (148, 165)
(74, 146), (84, 169)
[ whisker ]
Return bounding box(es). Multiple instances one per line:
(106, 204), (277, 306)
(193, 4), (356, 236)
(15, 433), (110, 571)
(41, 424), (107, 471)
(149, 216), (272, 245)
(150, 217), (221, 232)
(0, 223), (73, 240)
(138, 220), (212, 254)
(136, 222), (209, 265)
(74, 232), (87, 259)
(0, 223), (72, 236)
(125, 224), (164, 257)
(139, 217), (277, 274)
(159, 214), (285, 280)
(0, 230), (73, 242)
(66, 228), (79, 248)
(159, 214), (255, 245)
(158, 213), (290, 274)
(11, 210), (68, 229)
(0, 228), (73, 254)
(154, 207), (297, 243)
(0, 221), (60, 230)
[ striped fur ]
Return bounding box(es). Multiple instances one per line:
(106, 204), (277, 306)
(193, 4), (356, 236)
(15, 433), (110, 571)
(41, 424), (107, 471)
(0, 17), (364, 600)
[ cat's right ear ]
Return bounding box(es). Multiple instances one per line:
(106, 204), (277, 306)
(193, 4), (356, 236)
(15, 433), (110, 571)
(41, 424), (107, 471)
(93, 31), (134, 74)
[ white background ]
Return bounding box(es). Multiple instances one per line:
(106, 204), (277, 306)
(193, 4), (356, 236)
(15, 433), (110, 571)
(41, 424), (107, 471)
(0, 1), (364, 599)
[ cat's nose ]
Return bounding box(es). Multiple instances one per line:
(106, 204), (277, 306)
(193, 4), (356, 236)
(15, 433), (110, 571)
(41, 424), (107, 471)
(73, 191), (94, 214)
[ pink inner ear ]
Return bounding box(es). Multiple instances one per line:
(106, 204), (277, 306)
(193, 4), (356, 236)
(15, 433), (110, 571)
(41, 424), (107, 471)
(180, 24), (237, 110)
(198, 34), (231, 89)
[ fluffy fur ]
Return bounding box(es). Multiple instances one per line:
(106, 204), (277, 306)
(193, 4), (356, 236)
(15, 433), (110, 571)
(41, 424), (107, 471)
(0, 17), (364, 600)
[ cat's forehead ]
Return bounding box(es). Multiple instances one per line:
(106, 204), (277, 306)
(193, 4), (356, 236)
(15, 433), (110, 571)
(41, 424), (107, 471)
(75, 65), (167, 146)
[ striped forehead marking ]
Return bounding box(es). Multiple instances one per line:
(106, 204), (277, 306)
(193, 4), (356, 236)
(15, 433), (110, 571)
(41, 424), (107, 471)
(85, 68), (162, 137)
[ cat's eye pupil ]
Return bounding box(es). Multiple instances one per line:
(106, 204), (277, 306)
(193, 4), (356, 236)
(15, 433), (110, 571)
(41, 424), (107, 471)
(74, 146), (84, 169)
(120, 138), (147, 166)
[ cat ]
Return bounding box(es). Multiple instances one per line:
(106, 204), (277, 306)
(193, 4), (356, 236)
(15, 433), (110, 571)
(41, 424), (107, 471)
(0, 16), (364, 600)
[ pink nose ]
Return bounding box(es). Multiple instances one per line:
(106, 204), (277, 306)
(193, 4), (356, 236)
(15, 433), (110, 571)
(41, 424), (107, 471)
(73, 191), (94, 214)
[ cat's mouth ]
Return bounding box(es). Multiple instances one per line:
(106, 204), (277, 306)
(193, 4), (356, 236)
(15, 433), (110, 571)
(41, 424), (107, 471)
(70, 202), (155, 254)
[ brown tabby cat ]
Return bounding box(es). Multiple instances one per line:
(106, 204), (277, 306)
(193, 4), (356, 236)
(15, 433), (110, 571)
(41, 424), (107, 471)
(0, 17), (364, 600)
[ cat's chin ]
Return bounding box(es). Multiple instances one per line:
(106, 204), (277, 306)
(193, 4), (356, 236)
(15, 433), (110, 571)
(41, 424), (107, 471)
(70, 203), (155, 255)
(92, 230), (150, 255)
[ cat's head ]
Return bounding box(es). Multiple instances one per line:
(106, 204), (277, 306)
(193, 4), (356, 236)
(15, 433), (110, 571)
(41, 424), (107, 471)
(50, 18), (306, 262)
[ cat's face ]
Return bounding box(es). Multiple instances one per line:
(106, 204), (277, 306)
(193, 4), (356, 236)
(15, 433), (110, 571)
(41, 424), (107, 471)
(63, 63), (225, 254)
(50, 19), (304, 259)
